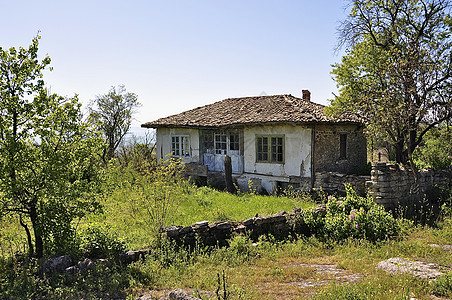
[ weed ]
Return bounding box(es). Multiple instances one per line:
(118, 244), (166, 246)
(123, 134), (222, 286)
(430, 271), (452, 297)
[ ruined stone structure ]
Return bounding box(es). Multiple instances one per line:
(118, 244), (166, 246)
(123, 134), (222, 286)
(313, 171), (370, 195)
(161, 206), (326, 248)
(313, 124), (367, 174)
(313, 162), (450, 208)
(368, 162), (451, 209)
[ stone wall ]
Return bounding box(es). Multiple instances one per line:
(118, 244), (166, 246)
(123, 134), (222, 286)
(314, 171), (370, 195)
(162, 206), (326, 248)
(368, 162), (451, 209)
(313, 124), (367, 174)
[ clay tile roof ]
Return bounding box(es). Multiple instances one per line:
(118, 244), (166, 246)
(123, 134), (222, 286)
(141, 94), (362, 129)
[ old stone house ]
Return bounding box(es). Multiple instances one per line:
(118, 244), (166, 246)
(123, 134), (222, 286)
(141, 90), (367, 193)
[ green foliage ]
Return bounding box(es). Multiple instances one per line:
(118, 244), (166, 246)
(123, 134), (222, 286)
(0, 36), (104, 258)
(431, 271), (452, 297)
(88, 85), (140, 162)
(0, 256), (132, 299)
(1, 214), (452, 299)
(395, 185), (452, 226)
(116, 133), (156, 173)
(330, 0), (452, 163)
(413, 123), (452, 169)
(302, 185), (400, 242)
(79, 226), (126, 259)
(106, 156), (190, 242)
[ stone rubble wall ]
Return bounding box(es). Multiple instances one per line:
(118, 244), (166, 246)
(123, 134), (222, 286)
(314, 172), (370, 195)
(313, 163), (450, 209)
(160, 205), (326, 249)
(368, 162), (451, 209)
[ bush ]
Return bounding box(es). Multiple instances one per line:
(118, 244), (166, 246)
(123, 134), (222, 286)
(79, 226), (126, 259)
(395, 185), (452, 226)
(431, 271), (452, 297)
(302, 185), (400, 242)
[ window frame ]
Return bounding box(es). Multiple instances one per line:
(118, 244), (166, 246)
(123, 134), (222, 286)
(256, 134), (285, 163)
(171, 135), (191, 158)
(214, 131), (227, 154)
(229, 132), (240, 151)
(339, 133), (347, 160)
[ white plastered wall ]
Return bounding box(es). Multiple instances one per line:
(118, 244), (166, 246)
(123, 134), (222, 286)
(156, 127), (200, 164)
(239, 124), (312, 193)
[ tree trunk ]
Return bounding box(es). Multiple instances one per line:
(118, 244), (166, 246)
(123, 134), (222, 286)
(19, 215), (34, 257)
(224, 155), (236, 194)
(30, 204), (43, 258)
(394, 140), (405, 164)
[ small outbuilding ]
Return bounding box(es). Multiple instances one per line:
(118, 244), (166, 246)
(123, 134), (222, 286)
(142, 90), (367, 193)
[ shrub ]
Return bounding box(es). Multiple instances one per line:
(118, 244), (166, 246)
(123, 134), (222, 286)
(79, 226), (126, 259)
(302, 185), (400, 242)
(431, 271), (452, 297)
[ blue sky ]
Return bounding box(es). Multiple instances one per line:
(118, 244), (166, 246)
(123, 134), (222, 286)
(0, 1), (349, 134)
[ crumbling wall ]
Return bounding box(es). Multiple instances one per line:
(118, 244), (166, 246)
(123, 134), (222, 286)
(162, 206), (327, 248)
(314, 172), (370, 195)
(368, 162), (451, 209)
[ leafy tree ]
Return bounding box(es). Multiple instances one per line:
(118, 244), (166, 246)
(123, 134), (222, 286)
(329, 0), (452, 164)
(89, 85), (140, 162)
(413, 121), (452, 169)
(0, 36), (104, 258)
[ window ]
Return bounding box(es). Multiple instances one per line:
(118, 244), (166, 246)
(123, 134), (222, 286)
(229, 132), (240, 151)
(215, 132), (227, 154)
(171, 135), (190, 157)
(339, 133), (347, 160)
(256, 135), (284, 163)
(201, 130), (214, 153)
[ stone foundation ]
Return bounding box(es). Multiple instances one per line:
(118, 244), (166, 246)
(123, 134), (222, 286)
(314, 172), (370, 195)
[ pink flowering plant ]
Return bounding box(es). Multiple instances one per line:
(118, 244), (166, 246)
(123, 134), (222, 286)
(302, 184), (400, 242)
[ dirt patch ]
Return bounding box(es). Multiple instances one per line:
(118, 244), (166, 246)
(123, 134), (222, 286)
(284, 263), (364, 288)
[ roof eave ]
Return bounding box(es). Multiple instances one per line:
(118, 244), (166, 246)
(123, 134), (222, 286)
(141, 119), (364, 129)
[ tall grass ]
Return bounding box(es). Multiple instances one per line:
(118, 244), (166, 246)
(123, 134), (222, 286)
(0, 142), (451, 299)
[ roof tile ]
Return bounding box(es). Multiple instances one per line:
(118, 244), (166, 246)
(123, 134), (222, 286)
(141, 94), (361, 128)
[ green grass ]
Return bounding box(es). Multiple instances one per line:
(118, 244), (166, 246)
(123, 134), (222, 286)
(1, 176), (451, 299)
(83, 184), (314, 250)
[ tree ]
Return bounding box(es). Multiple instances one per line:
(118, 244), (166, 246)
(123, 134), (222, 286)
(413, 121), (452, 169)
(89, 85), (140, 162)
(0, 36), (104, 258)
(330, 0), (452, 164)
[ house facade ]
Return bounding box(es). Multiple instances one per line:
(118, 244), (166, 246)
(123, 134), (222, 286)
(142, 91), (367, 193)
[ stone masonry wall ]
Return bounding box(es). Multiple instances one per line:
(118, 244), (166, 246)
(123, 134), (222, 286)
(314, 124), (367, 174)
(314, 172), (370, 196)
(162, 206), (327, 248)
(368, 162), (451, 209)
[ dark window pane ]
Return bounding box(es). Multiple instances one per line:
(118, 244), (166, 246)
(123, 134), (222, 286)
(340, 133), (347, 159)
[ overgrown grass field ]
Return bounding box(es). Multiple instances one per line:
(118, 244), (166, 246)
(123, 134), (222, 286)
(0, 158), (451, 299)
(83, 184), (314, 251)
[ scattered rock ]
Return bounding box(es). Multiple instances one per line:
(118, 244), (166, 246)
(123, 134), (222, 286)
(168, 289), (200, 300)
(65, 265), (79, 274)
(376, 257), (448, 279)
(77, 258), (95, 272)
(119, 249), (151, 265)
(429, 244), (452, 252)
(297, 263), (362, 286)
(42, 255), (73, 274)
(193, 221), (209, 228)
